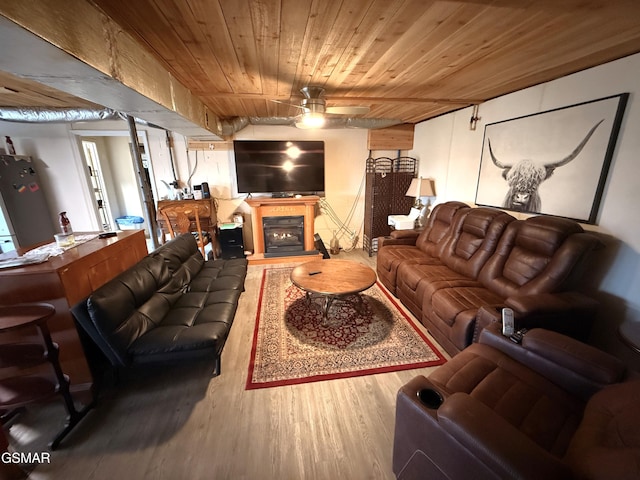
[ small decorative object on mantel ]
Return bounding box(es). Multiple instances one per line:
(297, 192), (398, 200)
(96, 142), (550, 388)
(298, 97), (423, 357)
(405, 177), (436, 228)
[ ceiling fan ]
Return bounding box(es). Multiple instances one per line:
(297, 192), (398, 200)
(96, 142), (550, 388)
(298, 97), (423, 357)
(273, 86), (370, 128)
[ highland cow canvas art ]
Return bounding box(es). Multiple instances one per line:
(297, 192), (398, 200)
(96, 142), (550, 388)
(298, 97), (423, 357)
(475, 93), (628, 223)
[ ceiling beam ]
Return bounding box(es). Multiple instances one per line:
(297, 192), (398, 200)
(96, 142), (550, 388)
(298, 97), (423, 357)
(197, 91), (483, 106)
(0, 0), (219, 138)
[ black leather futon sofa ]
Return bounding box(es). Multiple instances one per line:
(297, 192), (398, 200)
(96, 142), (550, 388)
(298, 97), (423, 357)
(72, 233), (247, 376)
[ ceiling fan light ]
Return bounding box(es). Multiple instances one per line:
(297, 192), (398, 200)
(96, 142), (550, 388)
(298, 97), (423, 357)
(296, 112), (325, 129)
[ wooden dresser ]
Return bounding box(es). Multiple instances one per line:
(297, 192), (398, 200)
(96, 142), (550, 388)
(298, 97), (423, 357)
(0, 230), (148, 400)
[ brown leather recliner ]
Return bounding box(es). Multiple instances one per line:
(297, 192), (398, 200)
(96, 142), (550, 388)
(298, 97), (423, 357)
(422, 215), (601, 355)
(393, 323), (640, 480)
(376, 201), (469, 295)
(396, 207), (515, 322)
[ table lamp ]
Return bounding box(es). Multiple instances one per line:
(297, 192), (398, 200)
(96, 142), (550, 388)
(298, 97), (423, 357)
(405, 177), (436, 227)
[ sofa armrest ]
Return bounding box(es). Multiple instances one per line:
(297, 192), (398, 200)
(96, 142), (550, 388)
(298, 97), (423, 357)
(521, 329), (625, 384)
(390, 229), (421, 240)
(506, 291), (597, 317)
(377, 229), (421, 248)
(71, 299), (128, 367)
(480, 324), (626, 399)
(474, 291), (597, 344)
(438, 393), (573, 480)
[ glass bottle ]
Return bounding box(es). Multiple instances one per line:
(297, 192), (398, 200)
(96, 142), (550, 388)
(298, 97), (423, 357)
(59, 212), (73, 234)
(330, 230), (340, 255)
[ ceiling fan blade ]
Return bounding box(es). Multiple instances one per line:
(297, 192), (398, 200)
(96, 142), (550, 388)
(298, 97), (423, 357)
(270, 99), (307, 110)
(326, 105), (370, 115)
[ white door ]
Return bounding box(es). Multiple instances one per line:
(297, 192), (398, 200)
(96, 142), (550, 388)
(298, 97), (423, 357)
(82, 140), (115, 230)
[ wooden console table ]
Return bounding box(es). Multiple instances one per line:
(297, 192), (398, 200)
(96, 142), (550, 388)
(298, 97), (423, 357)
(0, 230), (147, 401)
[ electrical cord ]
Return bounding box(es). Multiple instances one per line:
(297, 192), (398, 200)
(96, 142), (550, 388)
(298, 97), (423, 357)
(165, 130), (178, 184)
(319, 170), (366, 252)
(186, 147), (199, 191)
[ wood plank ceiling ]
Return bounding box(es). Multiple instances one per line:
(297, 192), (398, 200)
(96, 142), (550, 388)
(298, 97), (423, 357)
(2, 0), (640, 127)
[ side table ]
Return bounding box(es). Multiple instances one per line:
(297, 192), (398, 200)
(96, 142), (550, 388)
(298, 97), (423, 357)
(0, 303), (95, 449)
(219, 224), (245, 259)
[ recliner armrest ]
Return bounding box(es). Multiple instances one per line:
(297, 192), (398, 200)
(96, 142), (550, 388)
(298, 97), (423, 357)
(505, 291), (598, 317)
(480, 324), (626, 399)
(474, 292), (597, 345)
(521, 329), (625, 384)
(377, 230), (421, 248)
(438, 393), (573, 480)
(390, 229), (421, 240)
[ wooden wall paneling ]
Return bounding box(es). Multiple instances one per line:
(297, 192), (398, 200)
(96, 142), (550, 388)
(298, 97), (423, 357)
(187, 141), (232, 151)
(3, 0), (640, 129)
(367, 124), (415, 150)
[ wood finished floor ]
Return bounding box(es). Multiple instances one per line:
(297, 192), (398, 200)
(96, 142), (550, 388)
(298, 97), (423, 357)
(9, 250), (449, 480)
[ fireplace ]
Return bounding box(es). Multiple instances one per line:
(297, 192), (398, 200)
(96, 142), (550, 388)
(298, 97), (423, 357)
(245, 195), (322, 264)
(263, 216), (304, 255)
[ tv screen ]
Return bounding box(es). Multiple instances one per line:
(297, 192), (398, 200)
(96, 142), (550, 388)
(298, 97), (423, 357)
(234, 140), (325, 195)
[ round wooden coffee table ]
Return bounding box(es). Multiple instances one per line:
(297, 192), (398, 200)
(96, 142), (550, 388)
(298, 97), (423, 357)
(290, 259), (377, 325)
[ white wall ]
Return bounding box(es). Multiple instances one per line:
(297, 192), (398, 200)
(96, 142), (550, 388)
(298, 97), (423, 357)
(169, 125), (372, 252)
(411, 53), (640, 367)
(0, 119), (173, 235)
(103, 136), (143, 219)
(0, 122), (98, 232)
(0, 117), (374, 254)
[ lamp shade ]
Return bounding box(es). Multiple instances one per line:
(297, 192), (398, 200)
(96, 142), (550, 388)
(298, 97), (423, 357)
(405, 177), (436, 197)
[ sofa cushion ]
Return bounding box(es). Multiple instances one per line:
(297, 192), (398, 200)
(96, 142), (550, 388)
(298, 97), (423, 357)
(479, 216), (601, 298)
(163, 290), (240, 325)
(424, 285), (505, 352)
(415, 201), (470, 256)
(431, 287), (505, 328)
(189, 258), (248, 292)
(396, 262), (480, 318)
(85, 255), (173, 365)
(440, 208), (516, 279)
(377, 201), (468, 295)
(152, 233), (204, 287)
(377, 246), (442, 296)
(429, 343), (584, 457)
(127, 289), (241, 360)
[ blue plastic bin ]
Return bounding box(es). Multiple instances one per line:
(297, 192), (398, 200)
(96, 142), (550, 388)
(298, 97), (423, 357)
(116, 215), (145, 230)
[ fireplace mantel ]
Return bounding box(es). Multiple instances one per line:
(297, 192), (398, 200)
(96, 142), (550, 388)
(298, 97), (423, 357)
(246, 196), (322, 264)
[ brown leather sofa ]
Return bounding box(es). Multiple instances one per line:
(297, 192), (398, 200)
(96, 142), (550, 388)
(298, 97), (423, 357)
(377, 202), (601, 355)
(376, 201), (469, 295)
(392, 323), (640, 480)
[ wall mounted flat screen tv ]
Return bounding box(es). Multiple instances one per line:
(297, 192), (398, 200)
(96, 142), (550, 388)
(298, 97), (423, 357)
(234, 140), (325, 195)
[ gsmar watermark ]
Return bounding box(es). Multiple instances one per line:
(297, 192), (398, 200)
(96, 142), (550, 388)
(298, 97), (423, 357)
(2, 451), (51, 464)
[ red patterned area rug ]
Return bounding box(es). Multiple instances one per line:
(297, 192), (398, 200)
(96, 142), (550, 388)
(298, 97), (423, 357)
(246, 266), (446, 390)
